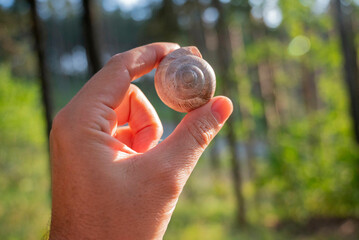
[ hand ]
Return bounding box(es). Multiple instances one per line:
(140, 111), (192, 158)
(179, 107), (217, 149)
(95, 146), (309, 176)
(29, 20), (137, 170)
(49, 43), (233, 240)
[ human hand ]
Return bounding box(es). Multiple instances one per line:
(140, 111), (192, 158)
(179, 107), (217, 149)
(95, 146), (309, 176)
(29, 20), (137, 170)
(49, 43), (233, 240)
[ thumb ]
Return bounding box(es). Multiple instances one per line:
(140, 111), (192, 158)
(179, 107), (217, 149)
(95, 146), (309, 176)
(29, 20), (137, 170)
(149, 96), (233, 179)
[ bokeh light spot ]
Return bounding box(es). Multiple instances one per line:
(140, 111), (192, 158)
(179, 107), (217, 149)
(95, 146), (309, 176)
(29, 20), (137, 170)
(263, 5), (282, 28)
(0, 0), (13, 9)
(202, 7), (219, 25)
(288, 35), (311, 56)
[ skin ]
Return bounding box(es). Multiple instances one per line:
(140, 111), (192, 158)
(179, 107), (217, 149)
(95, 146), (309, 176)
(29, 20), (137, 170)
(49, 42), (233, 240)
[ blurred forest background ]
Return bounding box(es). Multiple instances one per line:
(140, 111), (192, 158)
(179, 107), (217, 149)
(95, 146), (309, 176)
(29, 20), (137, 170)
(1, 0), (359, 239)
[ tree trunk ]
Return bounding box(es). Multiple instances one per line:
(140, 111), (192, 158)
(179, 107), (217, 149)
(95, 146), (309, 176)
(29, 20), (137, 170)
(209, 140), (221, 173)
(248, 64), (268, 132)
(82, 0), (102, 74)
(246, 134), (256, 180)
(190, 0), (208, 57)
(246, 15), (279, 129)
(244, 10), (269, 133)
(28, 0), (53, 139)
(213, 0), (246, 225)
(257, 60), (280, 128)
(333, 0), (359, 144)
(301, 62), (318, 112)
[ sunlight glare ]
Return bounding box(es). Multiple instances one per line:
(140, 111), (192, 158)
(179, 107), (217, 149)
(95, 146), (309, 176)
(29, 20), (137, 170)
(102, 0), (147, 12)
(0, 0), (14, 8)
(263, 5), (282, 28)
(202, 7), (219, 25)
(312, 0), (330, 15)
(288, 35), (311, 57)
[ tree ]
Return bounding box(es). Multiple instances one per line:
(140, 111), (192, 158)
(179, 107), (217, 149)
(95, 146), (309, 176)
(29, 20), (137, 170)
(333, 0), (359, 144)
(188, 0), (208, 56)
(27, 0), (53, 139)
(213, 0), (246, 225)
(82, 0), (102, 74)
(143, 0), (181, 43)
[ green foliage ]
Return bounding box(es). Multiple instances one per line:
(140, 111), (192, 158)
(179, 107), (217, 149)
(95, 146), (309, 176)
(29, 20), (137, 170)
(0, 66), (50, 240)
(166, 165), (359, 239)
(257, 86), (359, 219)
(244, 0), (359, 223)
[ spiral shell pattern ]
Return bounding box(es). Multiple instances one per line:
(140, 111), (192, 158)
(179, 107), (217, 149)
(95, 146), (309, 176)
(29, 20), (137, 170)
(155, 47), (216, 112)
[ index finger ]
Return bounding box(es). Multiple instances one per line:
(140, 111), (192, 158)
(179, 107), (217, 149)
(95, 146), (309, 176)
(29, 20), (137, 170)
(78, 42), (180, 109)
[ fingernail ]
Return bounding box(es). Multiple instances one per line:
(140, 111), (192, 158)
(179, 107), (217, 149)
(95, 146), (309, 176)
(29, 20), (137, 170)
(211, 97), (233, 124)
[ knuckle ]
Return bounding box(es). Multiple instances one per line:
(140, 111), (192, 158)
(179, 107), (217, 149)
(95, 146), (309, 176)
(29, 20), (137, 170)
(91, 105), (118, 134)
(136, 53), (148, 68)
(107, 53), (132, 78)
(142, 160), (185, 196)
(50, 108), (77, 140)
(51, 110), (67, 135)
(163, 179), (183, 196)
(108, 53), (122, 64)
(107, 54), (126, 69)
(155, 172), (184, 196)
(186, 116), (217, 148)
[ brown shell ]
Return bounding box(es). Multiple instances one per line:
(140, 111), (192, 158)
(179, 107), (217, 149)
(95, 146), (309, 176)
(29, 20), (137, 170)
(154, 46), (216, 112)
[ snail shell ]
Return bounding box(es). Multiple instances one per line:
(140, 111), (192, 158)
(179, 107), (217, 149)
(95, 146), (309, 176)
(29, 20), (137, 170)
(154, 46), (216, 112)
